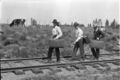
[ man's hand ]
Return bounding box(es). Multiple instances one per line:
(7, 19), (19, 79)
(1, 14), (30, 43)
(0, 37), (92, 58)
(73, 41), (76, 45)
(97, 37), (100, 40)
(53, 37), (58, 40)
(71, 41), (76, 47)
(71, 43), (74, 47)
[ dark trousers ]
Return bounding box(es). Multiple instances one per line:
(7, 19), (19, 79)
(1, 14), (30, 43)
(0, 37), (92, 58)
(91, 48), (100, 59)
(47, 47), (60, 61)
(72, 38), (84, 59)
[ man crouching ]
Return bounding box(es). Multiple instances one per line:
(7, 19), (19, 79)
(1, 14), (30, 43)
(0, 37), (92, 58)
(71, 22), (85, 60)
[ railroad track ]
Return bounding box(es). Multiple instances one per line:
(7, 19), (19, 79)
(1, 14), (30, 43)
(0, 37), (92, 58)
(1, 53), (120, 76)
(1, 52), (119, 62)
(1, 54), (120, 80)
(1, 58), (120, 73)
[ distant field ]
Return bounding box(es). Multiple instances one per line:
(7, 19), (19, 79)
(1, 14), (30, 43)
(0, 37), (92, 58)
(0, 24), (119, 58)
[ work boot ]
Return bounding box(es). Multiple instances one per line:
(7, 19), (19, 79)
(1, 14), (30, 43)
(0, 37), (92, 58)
(95, 57), (99, 60)
(70, 57), (78, 61)
(56, 60), (61, 63)
(91, 57), (96, 60)
(80, 58), (85, 61)
(47, 59), (52, 63)
(57, 58), (61, 62)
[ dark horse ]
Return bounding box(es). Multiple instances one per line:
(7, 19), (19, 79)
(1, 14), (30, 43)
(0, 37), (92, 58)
(9, 19), (25, 27)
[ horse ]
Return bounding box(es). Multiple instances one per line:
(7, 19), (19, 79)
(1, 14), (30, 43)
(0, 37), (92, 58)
(9, 19), (25, 27)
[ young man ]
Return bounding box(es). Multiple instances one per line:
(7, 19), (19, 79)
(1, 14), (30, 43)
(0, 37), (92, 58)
(91, 26), (105, 60)
(71, 22), (85, 60)
(47, 19), (63, 62)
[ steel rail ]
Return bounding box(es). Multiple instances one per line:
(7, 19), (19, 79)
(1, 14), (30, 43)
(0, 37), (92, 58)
(0, 53), (119, 62)
(1, 59), (120, 73)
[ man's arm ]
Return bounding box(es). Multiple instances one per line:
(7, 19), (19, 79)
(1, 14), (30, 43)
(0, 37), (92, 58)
(99, 30), (105, 38)
(74, 29), (83, 43)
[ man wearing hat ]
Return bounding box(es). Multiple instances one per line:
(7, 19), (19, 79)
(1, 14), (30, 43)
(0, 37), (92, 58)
(71, 22), (85, 60)
(47, 19), (63, 62)
(91, 24), (105, 60)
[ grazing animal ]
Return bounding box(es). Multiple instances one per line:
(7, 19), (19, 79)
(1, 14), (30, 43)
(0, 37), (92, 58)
(9, 19), (25, 27)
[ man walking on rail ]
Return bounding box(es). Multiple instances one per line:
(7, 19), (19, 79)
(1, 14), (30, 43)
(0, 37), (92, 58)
(71, 22), (85, 60)
(91, 21), (105, 60)
(47, 19), (63, 62)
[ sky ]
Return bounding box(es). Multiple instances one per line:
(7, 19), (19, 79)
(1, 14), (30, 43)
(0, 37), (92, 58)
(0, 0), (119, 25)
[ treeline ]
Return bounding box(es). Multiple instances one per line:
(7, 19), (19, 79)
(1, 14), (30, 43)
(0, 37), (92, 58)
(26, 18), (120, 28)
(62, 19), (119, 28)
(105, 19), (119, 28)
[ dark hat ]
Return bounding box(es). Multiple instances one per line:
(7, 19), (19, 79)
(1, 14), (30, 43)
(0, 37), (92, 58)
(52, 19), (59, 26)
(52, 19), (58, 24)
(73, 22), (79, 27)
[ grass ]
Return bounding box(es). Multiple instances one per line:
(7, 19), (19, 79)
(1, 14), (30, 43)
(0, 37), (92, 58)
(0, 25), (119, 58)
(0, 24), (120, 80)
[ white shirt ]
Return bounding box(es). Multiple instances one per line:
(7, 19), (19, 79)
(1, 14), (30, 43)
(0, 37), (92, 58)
(98, 20), (102, 27)
(75, 27), (83, 42)
(52, 26), (63, 39)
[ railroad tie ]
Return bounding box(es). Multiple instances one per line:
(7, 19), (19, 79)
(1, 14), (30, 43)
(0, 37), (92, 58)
(13, 70), (25, 75)
(48, 67), (62, 73)
(106, 63), (120, 70)
(31, 68), (43, 74)
(66, 66), (75, 71)
(76, 64), (87, 70)
(97, 62), (109, 67)
(7, 62), (25, 75)
(70, 65), (80, 69)
(58, 65), (75, 71)
(111, 61), (120, 65)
